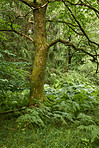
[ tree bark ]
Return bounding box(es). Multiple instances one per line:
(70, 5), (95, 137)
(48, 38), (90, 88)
(29, 5), (48, 105)
(19, 0), (48, 105)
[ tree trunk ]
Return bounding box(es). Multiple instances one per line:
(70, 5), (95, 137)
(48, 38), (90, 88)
(29, 5), (48, 105)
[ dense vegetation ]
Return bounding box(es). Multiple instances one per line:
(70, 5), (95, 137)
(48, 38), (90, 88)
(0, 0), (99, 147)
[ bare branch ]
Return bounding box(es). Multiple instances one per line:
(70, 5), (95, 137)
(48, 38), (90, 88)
(48, 19), (78, 27)
(13, 29), (34, 42)
(0, 28), (34, 42)
(64, 0), (99, 15)
(10, 23), (34, 42)
(62, 1), (99, 46)
(0, 30), (13, 32)
(19, 0), (48, 10)
(13, 9), (33, 21)
(0, 26), (34, 42)
(47, 19), (83, 35)
(19, 0), (33, 7)
(48, 38), (99, 59)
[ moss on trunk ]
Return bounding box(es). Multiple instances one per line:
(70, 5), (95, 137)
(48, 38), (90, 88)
(29, 4), (48, 105)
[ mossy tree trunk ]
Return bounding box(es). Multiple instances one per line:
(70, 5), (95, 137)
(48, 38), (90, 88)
(20, 0), (48, 105)
(29, 5), (48, 105)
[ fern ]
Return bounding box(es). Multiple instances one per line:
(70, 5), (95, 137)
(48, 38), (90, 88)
(78, 125), (99, 143)
(77, 113), (95, 125)
(17, 108), (45, 128)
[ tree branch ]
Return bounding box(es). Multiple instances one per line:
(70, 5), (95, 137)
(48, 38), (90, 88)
(19, 0), (33, 7)
(19, 0), (48, 10)
(64, 0), (99, 15)
(62, 1), (99, 46)
(0, 30), (13, 32)
(12, 29), (34, 42)
(11, 23), (34, 42)
(13, 9), (33, 21)
(48, 38), (99, 59)
(0, 108), (26, 115)
(47, 19), (83, 35)
(0, 28), (34, 42)
(48, 19), (78, 27)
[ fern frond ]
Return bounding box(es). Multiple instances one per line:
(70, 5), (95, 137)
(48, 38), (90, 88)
(78, 125), (99, 143)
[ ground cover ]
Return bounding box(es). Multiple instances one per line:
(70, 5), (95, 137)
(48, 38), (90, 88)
(0, 117), (99, 148)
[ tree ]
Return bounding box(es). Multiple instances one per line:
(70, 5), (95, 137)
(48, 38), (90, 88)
(0, 0), (99, 105)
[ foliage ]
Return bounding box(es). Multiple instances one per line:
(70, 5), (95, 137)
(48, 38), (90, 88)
(16, 71), (99, 130)
(14, 72), (99, 147)
(0, 0), (99, 147)
(0, 89), (30, 112)
(78, 124), (99, 143)
(1, 70), (98, 127)
(0, 60), (31, 91)
(17, 107), (45, 128)
(0, 118), (99, 148)
(78, 59), (99, 85)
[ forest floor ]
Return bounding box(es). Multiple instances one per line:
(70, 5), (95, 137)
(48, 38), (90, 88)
(0, 115), (99, 148)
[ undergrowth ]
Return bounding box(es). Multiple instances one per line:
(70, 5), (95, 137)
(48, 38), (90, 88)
(0, 118), (99, 148)
(0, 71), (99, 147)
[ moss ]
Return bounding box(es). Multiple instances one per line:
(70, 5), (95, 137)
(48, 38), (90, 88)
(29, 4), (48, 105)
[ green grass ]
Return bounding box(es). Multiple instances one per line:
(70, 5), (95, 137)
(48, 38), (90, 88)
(0, 116), (98, 148)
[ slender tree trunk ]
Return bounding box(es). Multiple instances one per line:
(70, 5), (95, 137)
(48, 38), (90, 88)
(29, 5), (48, 105)
(65, 36), (72, 72)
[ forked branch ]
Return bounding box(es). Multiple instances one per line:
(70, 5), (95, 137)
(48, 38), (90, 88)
(63, 0), (99, 15)
(47, 20), (83, 35)
(62, 1), (99, 47)
(11, 23), (34, 42)
(48, 38), (99, 60)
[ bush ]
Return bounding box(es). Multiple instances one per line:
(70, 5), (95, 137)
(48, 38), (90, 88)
(0, 89), (30, 112)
